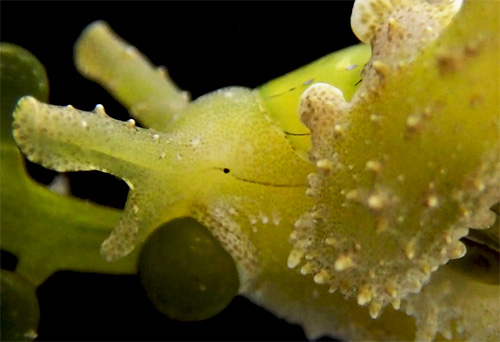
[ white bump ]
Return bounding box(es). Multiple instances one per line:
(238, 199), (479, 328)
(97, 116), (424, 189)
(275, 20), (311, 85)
(313, 269), (330, 284)
(391, 298), (401, 310)
(357, 287), (373, 306)
(345, 189), (361, 201)
(369, 302), (382, 319)
(471, 178), (485, 192)
(152, 134), (160, 140)
(368, 193), (386, 210)
(406, 114), (421, 131)
(385, 284), (397, 298)
(23, 330), (38, 340)
(300, 262), (315, 275)
(334, 124), (344, 135)
(157, 66), (168, 78)
(370, 113), (383, 123)
(126, 119), (136, 127)
(47, 174), (70, 196)
(272, 213), (281, 226)
(404, 242), (415, 260)
(372, 60), (390, 76)
(368, 269), (376, 279)
(249, 216), (257, 225)
(335, 254), (355, 271)
(94, 104), (106, 115)
(324, 237), (338, 247)
(287, 249), (305, 269)
(426, 194), (439, 208)
(190, 137), (201, 147)
(316, 159), (333, 171)
(449, 241), (466, 259)
(365, 160), (382, 173)
(81, 120), (88, 128)
(125, 45), (137, 56)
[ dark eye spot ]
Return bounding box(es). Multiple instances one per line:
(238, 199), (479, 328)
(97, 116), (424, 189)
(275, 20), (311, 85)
(223, 168), (230, 174)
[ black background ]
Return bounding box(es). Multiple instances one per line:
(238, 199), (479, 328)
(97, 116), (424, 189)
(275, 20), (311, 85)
(2, 1), (357, 340)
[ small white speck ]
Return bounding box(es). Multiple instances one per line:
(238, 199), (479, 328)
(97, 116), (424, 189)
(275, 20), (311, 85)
(48, 174), (70, 196)
(190, 137), (201, 147)
(126, 119), (136, 127)
(152, 134), (160, 140)
(157, 66), (167, 78)
(426, 195), (439, 208)
(125, 45), (137, 56)
(249, 216), (257, 225)
(94, 104), (105, 114)
(346, 64), (358, 71)
(287, 249), (304, 269)
(81, 120), (87, 128)
(224, 91), (233, 98)
(272, 213), (281, 226)
(24, 330), (38, 339)
(368, 193), (385, 210)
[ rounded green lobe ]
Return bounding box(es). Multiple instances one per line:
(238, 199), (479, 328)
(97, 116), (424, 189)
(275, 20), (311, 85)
(0, 43), (49, 144)
(138, 217), (239, 321)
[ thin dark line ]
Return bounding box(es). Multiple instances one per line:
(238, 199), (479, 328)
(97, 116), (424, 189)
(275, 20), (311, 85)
(283, 131), (311, 136)
(213, 168), (306, 188)
(264, 86), (299, 99)
(232, 175), (307, 188)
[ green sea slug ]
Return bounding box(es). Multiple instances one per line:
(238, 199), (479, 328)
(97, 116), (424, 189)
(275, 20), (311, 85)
(6, 0), (499, 340)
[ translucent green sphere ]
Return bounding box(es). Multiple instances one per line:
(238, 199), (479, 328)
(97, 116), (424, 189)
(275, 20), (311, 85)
(138, 217), (240, 321)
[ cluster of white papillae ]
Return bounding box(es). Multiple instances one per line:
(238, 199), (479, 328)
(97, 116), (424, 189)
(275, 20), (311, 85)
(289, 0), (499, 340)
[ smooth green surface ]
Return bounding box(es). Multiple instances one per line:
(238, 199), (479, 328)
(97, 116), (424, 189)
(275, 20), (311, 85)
(138, 217), (239, 321)
(257, 44), (370, 159)
(0, 43), (49, 143)
(0, 270), (40, 341)
(74, 21), (189, 130)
